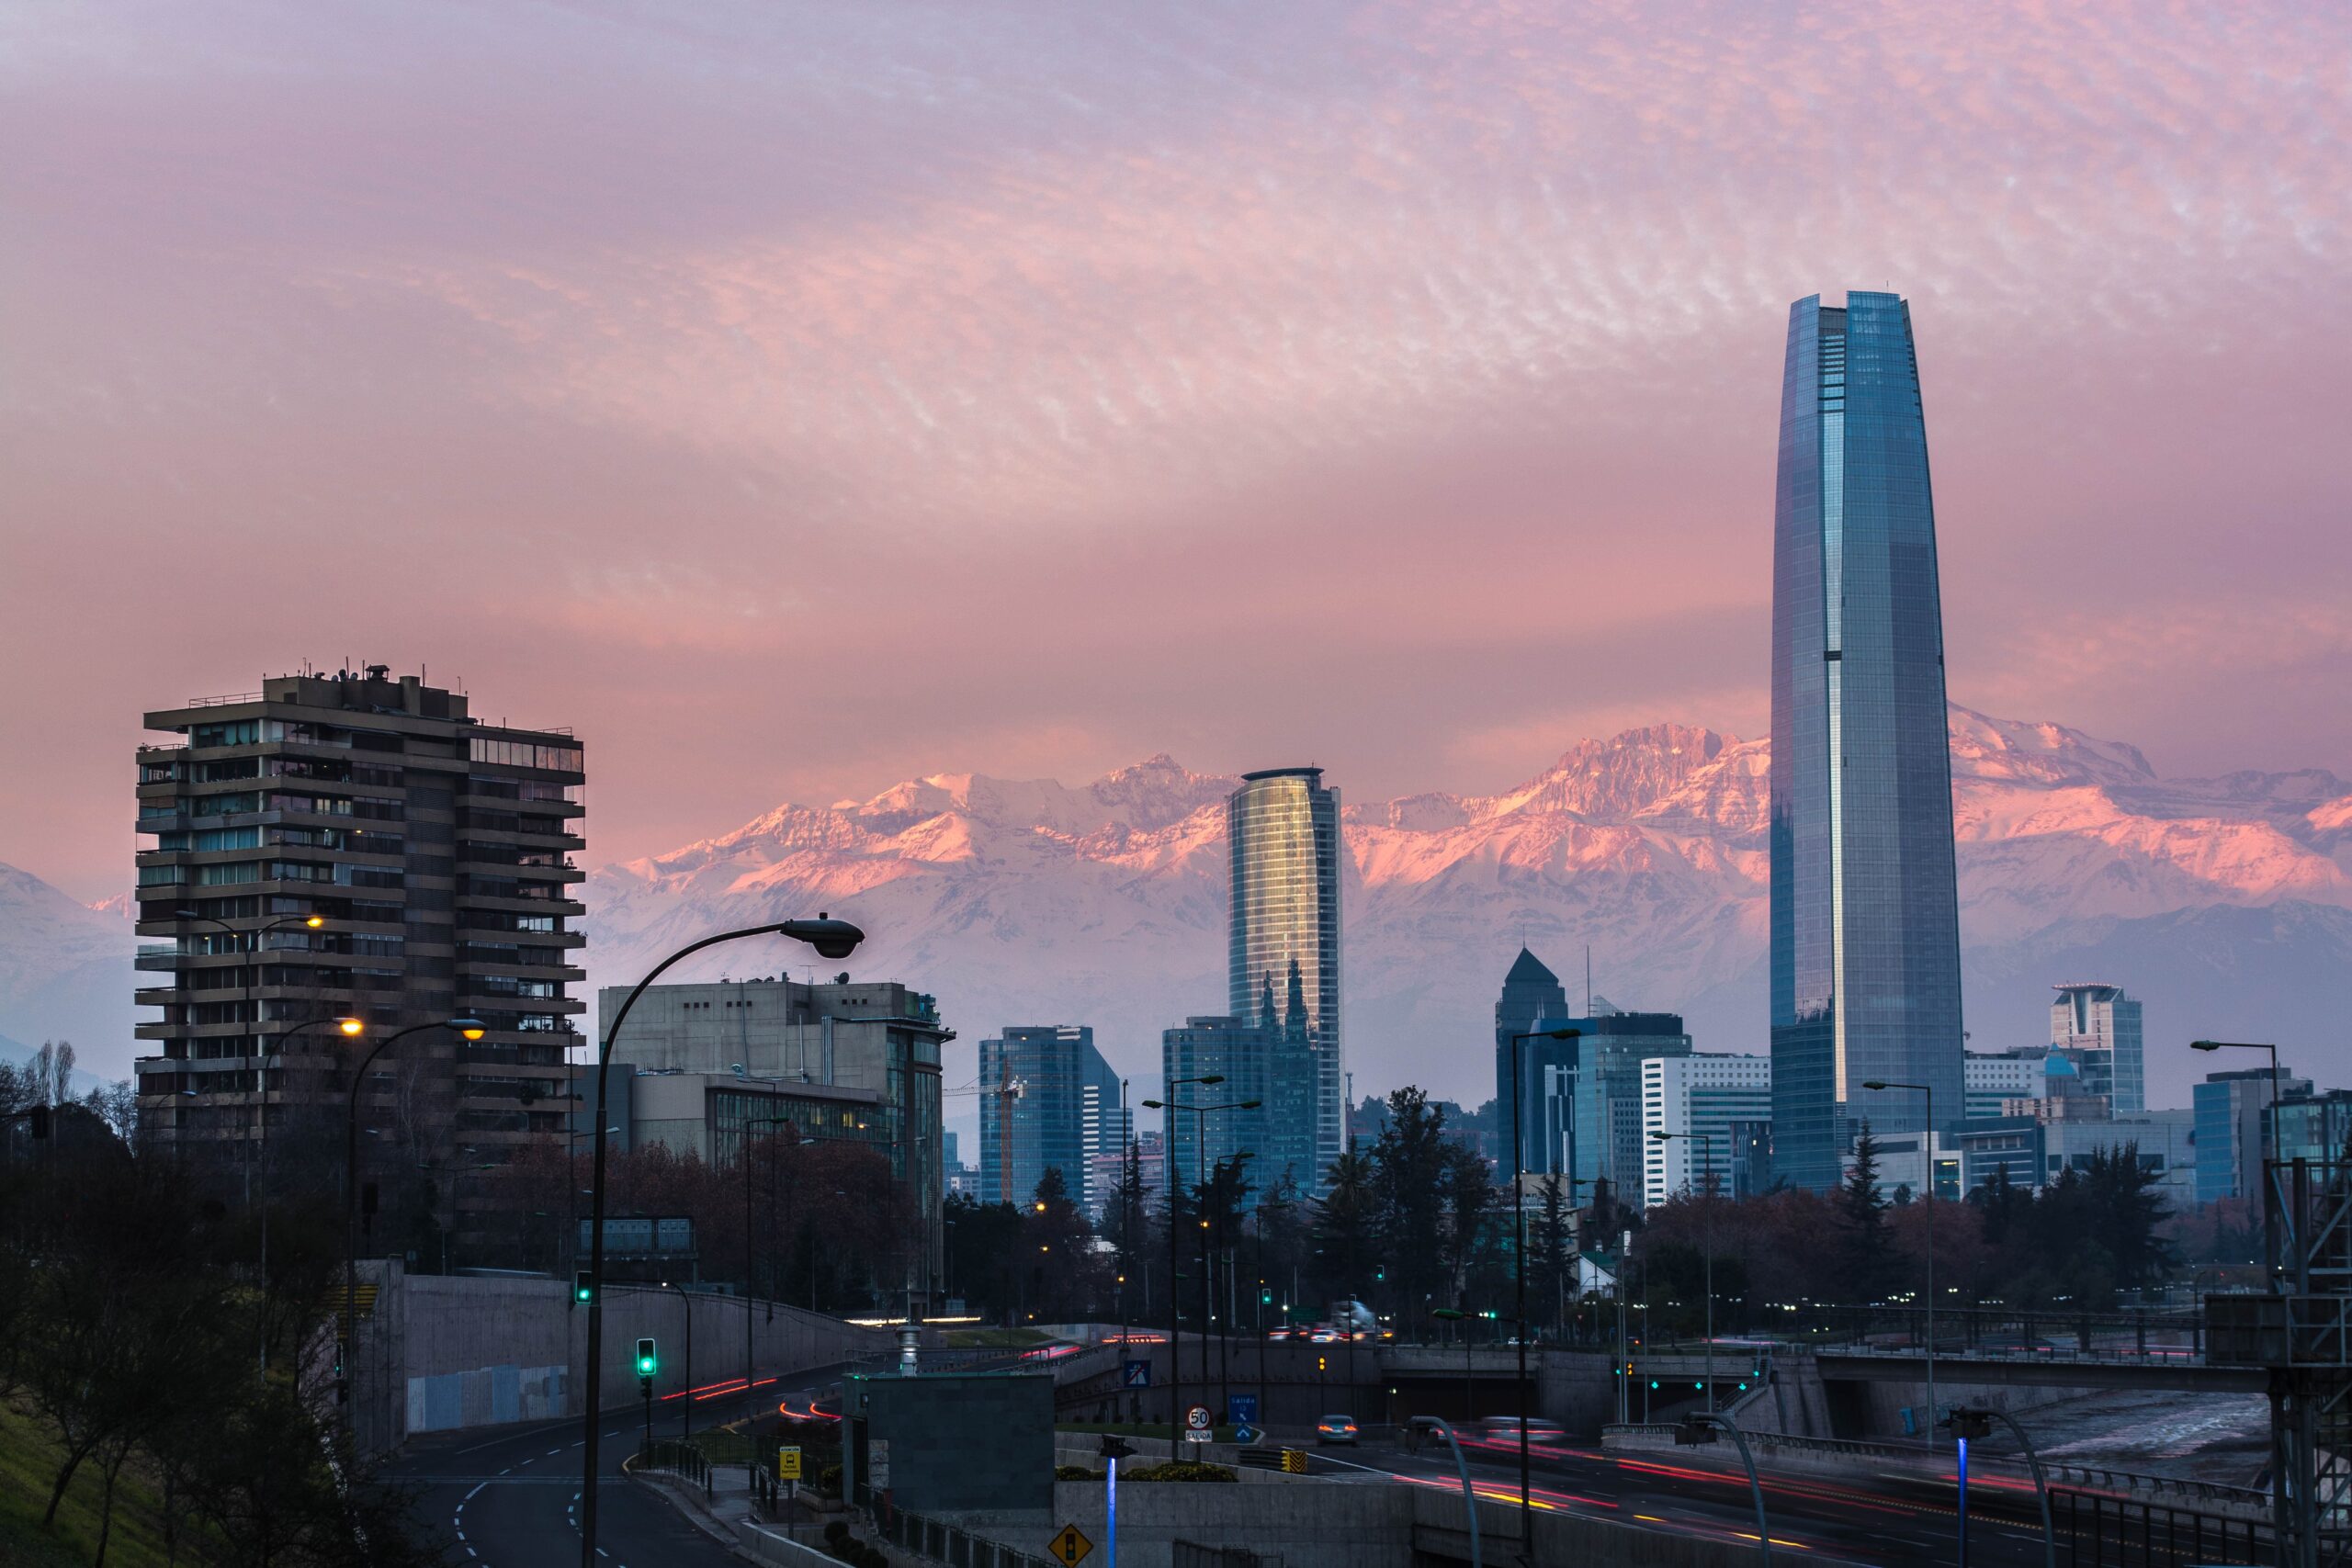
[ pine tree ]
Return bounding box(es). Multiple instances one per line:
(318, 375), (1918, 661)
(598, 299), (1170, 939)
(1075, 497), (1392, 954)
(1836, 1122), (1893, 1302)
(1533, 1173), (1573, 1337)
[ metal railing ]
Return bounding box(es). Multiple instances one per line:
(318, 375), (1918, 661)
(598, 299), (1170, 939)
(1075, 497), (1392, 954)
(636, 1438), (713, 1500)
(879, 1505), (1057, 1567)
(2055, 1487), (2270, 1567)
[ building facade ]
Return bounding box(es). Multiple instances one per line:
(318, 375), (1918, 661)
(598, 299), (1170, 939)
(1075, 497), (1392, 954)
(1559, 1009), (1692, 1207)
(1964, 1050), (2047, 1118)
(1640, 1053), (1772, 1206)
(977, 1025), (1126, 1213)
(1227, 768), (1343, 1193)
(1159, 1012), (1316, 1213)
(2051, 983), (2145, 1115)
(2195, 1066), (2315, 1205)
(1770, 290), (1966, 1190)
(133, 668), (585, 1251)
(1493, 947), (1573, 1169)
(594, 975), (949, 1286)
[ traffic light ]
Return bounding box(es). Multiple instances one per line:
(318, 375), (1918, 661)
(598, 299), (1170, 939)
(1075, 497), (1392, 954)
(636, 1337), (658, 1377)
(1261, 1289), (1272, 1304)
(574, 1269), (594, 1304)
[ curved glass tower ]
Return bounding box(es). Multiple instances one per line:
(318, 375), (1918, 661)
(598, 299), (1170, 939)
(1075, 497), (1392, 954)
(1770, 291), (1965, 1192)
(1227, 767), (1342, 1193)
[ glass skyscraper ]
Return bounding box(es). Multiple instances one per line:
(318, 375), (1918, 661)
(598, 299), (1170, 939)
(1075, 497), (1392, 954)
(1227, 767), (1342, 1193)
(1770, 291), (1966, 1191)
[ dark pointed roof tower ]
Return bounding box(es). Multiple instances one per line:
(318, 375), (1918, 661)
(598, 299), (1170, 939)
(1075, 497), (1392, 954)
(1495, 946), (1573, 1171)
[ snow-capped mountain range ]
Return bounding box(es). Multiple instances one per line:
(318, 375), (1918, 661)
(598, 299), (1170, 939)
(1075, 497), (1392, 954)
(9, 706), (2350, 1113)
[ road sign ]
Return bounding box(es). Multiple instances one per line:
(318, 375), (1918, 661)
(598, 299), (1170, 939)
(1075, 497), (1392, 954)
(1121, 1358), (1151, 1389)
(1047, 1524), (1094, 1564)
(1231, 1424), (1261, 1445)
(1184, 1404), (1212, 1432)
(777, 1446), (802, 1480)
(1280, 1449), (1308, 1474)
(1228, 1394), (1259, 1425)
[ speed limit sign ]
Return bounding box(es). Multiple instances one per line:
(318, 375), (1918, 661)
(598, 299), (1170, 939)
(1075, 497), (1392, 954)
(1183, 1404), (1213, 1442)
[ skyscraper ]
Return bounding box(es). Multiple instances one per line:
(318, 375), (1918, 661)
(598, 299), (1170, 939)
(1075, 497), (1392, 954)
(1769, 291), (1966, 1190)
(2051, 982), (2144, 1114)
(1227, 767), (1342, 1192)
(1494, 947), (1571, 1171)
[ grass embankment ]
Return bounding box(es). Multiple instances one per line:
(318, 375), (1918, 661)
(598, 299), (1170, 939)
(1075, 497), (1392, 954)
(0, 1401), (180, 1568)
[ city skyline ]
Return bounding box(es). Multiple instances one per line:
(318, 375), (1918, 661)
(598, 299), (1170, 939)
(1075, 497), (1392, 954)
(6, 3), (2352, 905)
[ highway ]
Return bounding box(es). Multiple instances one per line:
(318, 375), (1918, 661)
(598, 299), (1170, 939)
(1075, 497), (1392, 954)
(1299, 1427), (2056, 1567)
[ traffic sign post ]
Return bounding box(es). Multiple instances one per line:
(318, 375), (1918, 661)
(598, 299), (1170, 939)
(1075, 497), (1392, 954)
(1183, 1404), (1213, 1444)
(1228, 1394), (1258, 1426)
(1121, 1358), (1151, 1389)
(1048, 1523), (1094, 1564)
(777, 1446), (802, 1480)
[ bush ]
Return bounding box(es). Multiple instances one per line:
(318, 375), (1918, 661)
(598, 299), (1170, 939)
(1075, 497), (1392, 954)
(824, 1520), (851, 1547)
(1055, 1464), (1102, 1481)
(1123, 1461), (1238, 1483)
(820, 1462), (845, 1497)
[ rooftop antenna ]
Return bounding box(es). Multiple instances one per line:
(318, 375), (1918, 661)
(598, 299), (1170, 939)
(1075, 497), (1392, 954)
(1585, 945), (1591, 1017)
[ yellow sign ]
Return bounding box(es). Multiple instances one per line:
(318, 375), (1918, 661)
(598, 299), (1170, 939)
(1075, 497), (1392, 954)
(1280, 1449), (1307, 1474)
(1047, 1523), (1094, 1564)
(777, 1446), (802, 1480)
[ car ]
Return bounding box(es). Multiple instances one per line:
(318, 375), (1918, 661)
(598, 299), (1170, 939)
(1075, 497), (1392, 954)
(1316, 1415), (1360, 1446)
(1308, 1326), (1341, 1344)
(1264, 1325), (1298, 1341)
(1480, 1416), (1566, 1445)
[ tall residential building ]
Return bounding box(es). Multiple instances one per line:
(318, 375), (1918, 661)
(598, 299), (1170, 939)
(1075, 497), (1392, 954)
(1641, 1053), (1772, 1206)
(596, 975), (948, 1285)
(2193, 1066), (2312, 1205)
(1227, 767), (1343, 1192)
(1493, 947), (1572, 1172)
(2051, 983), (2144, 1114)
(1769, 290), (1966, 1190)
(133, 668), (585, 1242)
(978, 1025), (1126, 1213)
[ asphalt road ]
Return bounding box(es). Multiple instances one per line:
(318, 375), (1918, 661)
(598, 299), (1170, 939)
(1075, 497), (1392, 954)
(1300, 1427), (2055, 1567)
(385, 1373), (828, 1568)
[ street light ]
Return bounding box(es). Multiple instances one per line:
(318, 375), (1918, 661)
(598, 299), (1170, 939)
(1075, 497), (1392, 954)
(741, 1111), (797, 1392)
(342, 1017), (485, 1425)
(1861, 1080), (1936, 1443)
(579, 914), (863, 1567)
(1647, 1125), (1721, 1412)
(1944, 1405), (2054, 1568)
(1506, 1024), (1579, 1519)
(254, 1012), (365, 1379)
(171, 906), (324, 1199)
(1673, 1411), (1770, 1565)
(1142, 1077), (1252, 1451)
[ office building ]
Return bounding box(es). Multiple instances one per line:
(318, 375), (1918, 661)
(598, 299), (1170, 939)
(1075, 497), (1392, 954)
(1641, 1053), (1772, 1206)
(1770, 290), (1966, 1190)
(1558, 1006), (1692, 1206)
(2195, 1066), (2315, 1204)
(977, 1025), (1126, 1213)
(1964, 1051), (2047, 1118)
(1729, 1119), (1775, 1199)
(1159, 1006), (1317, 1211)
(2274, 1090), (2352, 1166)
(2052, 983), (2145, 1114)
(1086, 1130), (1166, 1223)
(1227, 767), (1343, 1193)
(595, 974), (949, 1286)
(1951, 1109), (2196, 1207)
(133, 667), (585, 1249)
(1494, 947), (1573, 1170)
(1850, 1129), (1964, 1203)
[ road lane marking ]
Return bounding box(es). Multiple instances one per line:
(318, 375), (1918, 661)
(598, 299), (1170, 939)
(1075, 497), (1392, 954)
(548, 1449), (561, 1456)
(465, 1483), (485, 1501)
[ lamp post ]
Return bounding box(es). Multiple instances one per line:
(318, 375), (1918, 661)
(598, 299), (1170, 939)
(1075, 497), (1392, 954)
(172, 907), (323, 1205)
(1945, 1405), (2055, 1568)
(579, 915), (863, 1568)
(1861, 1080), (1936, 1441)
(1647, 1126), (1722, 1411)
(1507, 1025), (1580, 1520)
(343, 1017), (484, 1426)
(2189, 1041), (2283, 1280)
(1140, 1078), (1257, 1451)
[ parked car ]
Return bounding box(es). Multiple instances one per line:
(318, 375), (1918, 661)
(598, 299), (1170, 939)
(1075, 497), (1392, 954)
(1316, 1414), (1361, 1446)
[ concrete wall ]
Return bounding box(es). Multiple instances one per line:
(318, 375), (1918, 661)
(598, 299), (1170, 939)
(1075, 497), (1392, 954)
(359, 1262), (891, 1451)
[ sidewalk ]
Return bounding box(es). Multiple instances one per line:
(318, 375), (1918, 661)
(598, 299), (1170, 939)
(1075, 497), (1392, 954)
(631, 1459), (862, 1564)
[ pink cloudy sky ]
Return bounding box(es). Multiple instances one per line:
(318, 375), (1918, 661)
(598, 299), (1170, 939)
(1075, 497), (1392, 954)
(4, 1), (2348, 900)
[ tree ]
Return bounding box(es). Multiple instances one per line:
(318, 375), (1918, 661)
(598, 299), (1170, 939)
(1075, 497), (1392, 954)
(1308, 1145), (1380, 1312)
(1370, 1088), (1453, 1325)
(1532, 1174), (1573, 1337)
(2085, 1143), (2178, 1293)
(1442, 1142), (1497, 1314)
(1835, 1122), (1893, 1301)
